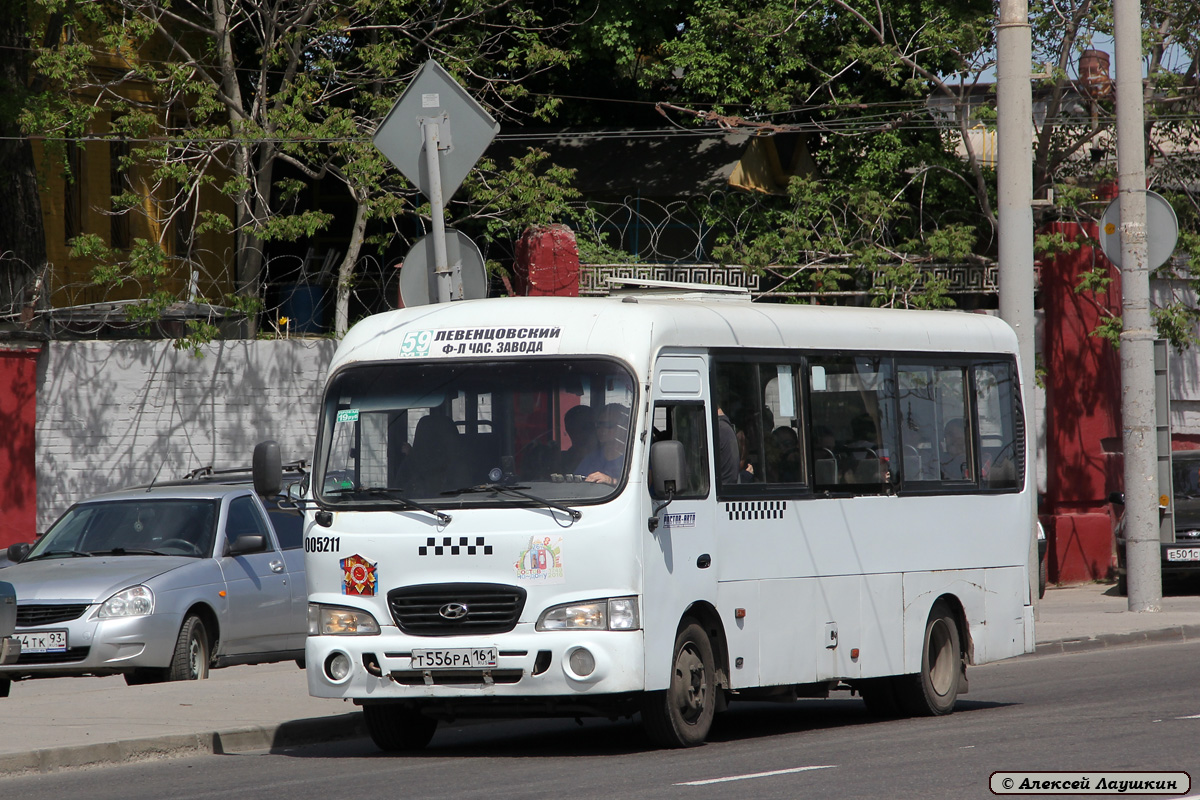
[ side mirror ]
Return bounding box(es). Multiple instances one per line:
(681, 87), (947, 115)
(6, 543), (31, 563)
(650, 440), (686, 498)
(253, 440), (283, 498)
(648, 440), (686, 532)
(1108, 491), (1126, 506)
(227, 534), (267, 556)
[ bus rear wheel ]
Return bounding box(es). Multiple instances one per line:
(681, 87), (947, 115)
(895, 600), (962, 716)
(642, 620), (716, 747)
(363, 704), (438, 752)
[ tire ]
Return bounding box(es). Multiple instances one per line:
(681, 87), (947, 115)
(0, 677), (10, 698)
(642, 621), (717, 748)
(1039, 557), (1047, 599)
(1116, 572), (1128, 596)
(167, 616), (210, 681)
(894, 600), (962, 717)
(362, 704), (438, 752)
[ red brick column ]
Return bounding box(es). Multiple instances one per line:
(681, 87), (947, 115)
(0, 346), (40, 546)
(1039, 219), (1124, 583)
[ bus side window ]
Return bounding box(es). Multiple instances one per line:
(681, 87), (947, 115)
(898, 363), (972, 487)
(975, 362), (1022, 490)
(653, 403), (710, 498)
(808, 356), (897, 493)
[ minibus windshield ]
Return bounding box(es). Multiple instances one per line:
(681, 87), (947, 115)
(316, 358), (637, 507)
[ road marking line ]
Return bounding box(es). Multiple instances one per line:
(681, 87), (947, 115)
(675, 765), (836, 786)
(1176, 714), (1200, 719)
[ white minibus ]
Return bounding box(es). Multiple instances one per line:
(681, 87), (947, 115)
(255, 281), (1035, 750)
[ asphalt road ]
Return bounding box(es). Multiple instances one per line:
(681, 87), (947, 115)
(5, 640), (1200, 800)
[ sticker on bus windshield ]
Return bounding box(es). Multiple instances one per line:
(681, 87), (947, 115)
(514, 536), (564, 584)
(336, 408), (360, 424)
(400, 326), (562, 359)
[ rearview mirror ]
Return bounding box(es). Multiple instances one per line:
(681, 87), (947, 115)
(650, 440), (686, 497)
(6, 543), (31, 563)
(227, 534), (267, 556)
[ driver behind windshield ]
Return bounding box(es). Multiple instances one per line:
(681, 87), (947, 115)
(574, 403), (630, 486)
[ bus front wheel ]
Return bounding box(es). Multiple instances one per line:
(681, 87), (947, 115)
(642, 620), (716, 747)
(363, 704), (438, 752)
(895, 600), (962, 716)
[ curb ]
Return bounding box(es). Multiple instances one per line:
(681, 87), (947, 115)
(0, 712), (364, 776)
(1033, 624), (1200, 656)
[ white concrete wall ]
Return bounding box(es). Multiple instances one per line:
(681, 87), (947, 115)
(36, 339), (336, 532)
(1154, 278), (1200, 437)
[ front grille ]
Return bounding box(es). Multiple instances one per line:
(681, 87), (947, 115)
(16, 647), (90, 665)
(388, 583), (526, 636)
(17, 604), (91, 627)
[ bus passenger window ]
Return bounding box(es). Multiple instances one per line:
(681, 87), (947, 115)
(897, 363), (972, 487)
(713, 358), (807, 494)
(975, 362), (1022, 490)
(808, 356), (897, 493)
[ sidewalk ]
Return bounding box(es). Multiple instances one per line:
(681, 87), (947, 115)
(2, 582), (1199, 775)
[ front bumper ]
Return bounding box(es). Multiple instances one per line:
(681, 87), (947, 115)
(0, 611), (183, 678)
(307, 624), (645, 704)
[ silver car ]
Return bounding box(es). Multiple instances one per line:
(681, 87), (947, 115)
(0, 481), (306, 696)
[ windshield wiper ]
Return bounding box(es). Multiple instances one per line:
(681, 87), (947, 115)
(445, 483), (581, 523)
(25, 549), (93, 561)
(92, 548), (169, 556)
(328, 487), (452, 526)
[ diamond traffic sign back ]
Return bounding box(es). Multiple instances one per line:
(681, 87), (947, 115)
(373, 60), (500, 200)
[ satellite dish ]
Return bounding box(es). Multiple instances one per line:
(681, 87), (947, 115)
(1099, 190), (1179, 269)
(399, 229), (488, 307)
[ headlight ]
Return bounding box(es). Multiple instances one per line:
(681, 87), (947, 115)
(309, 603), (380, 635)
(97, 586), (154, 618)
(536, 597), (640, 631)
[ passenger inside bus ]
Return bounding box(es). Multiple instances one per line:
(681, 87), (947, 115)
(576, 403), (629, 485)
(940, 417), (971, 480)
(559, 404), (597, 474)
(842, 413), (881, 483)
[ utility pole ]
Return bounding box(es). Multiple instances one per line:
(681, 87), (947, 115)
(996, 0), (1039, 607)
(1113, 0), (1162, 612)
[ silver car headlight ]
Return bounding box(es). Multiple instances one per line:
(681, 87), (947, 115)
(309, 603), (380, 635)
(536, 597), (640, 631)
(97, 586), (154, 619)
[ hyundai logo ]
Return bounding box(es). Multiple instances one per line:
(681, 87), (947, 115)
(439, 602), (469, 620)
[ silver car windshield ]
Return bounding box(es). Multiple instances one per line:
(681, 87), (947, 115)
(27, 499), (219, 560)
(317, 358), (636, 507)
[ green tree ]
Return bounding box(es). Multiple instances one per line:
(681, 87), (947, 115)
(22, 0), (585, 339)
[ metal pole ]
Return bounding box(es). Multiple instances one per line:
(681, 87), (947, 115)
(996, 0), (1039, 610)
(1114, 0), (1161, 611)
(423, 119), (452, 303)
